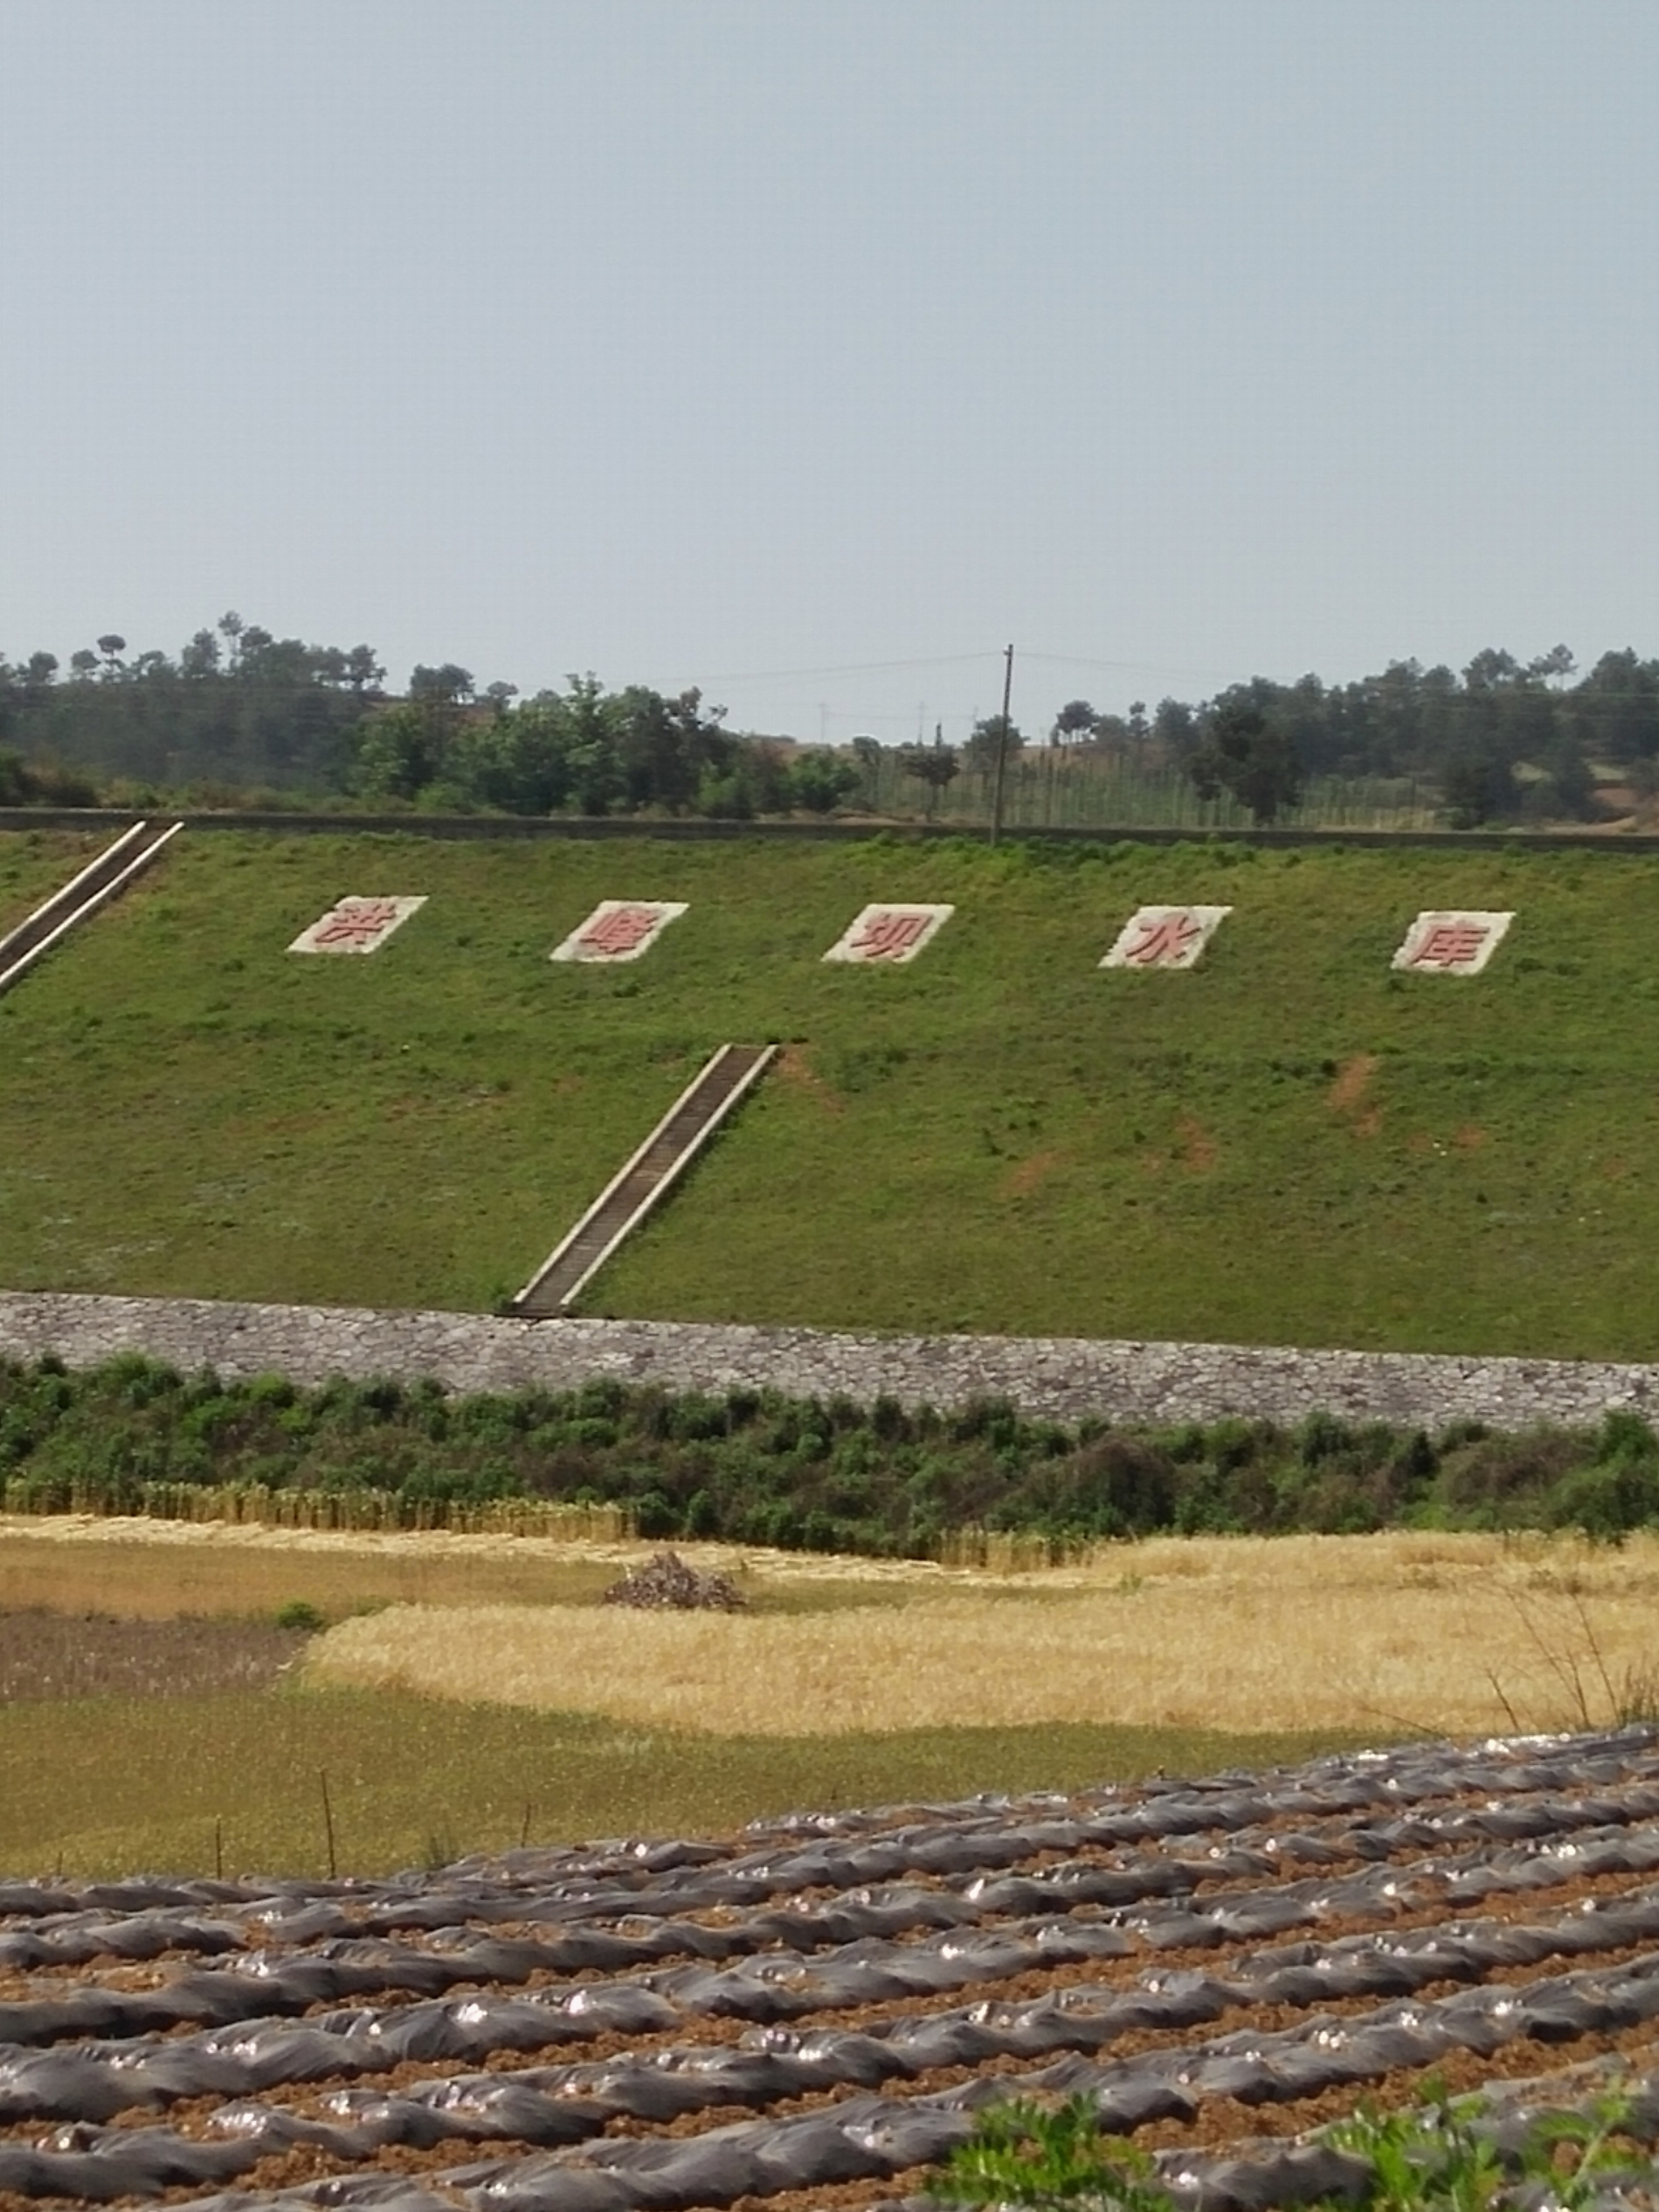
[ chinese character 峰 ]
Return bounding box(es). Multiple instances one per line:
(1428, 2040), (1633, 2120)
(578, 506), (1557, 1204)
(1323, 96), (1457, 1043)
(578, 905), (662, 957)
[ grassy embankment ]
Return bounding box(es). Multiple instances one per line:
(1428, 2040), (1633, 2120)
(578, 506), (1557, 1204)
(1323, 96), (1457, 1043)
(0, 827), (103, 933)
(1, 1516), (1653, 1879)
(3, 828), (1659, 1356)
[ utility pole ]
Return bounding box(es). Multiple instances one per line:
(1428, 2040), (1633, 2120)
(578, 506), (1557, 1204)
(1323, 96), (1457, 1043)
(989, 642), (1014, 846)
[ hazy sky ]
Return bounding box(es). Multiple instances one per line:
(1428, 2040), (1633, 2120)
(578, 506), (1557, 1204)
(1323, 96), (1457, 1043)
(3, 0), (1655, 742)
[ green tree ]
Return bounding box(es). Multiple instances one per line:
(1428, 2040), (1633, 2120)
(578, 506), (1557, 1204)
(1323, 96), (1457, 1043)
(1152, 696), (1197, 762)
(964, 713), (1023, 773)
(786, 746), (859, 813)
(1442, 745), (1519, 827)
(1567, 649), (1659, 764)
(352, 701), (442, 801)
(1051, 699), (1096, 745)
(849, 734), (881, 802)
(1188, 684), (1304, 823)
(897, 737), (959, 816)
(611, 684), (731, 810)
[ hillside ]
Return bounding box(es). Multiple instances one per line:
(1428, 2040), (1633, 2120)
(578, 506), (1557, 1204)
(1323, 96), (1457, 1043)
(1, 827), (1657, 1358)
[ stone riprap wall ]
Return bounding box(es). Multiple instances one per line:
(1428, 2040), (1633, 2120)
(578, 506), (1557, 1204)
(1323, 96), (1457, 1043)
(0, 1289), (1652, 1430)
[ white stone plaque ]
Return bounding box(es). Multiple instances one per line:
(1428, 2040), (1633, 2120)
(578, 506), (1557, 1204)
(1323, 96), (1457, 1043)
(289, 896), (426, 955)
(1391, 911), (1514, 975)
(1101, 905), (1231, 970)
(550, 900), (688, 962)
(823, 903), (954, 964)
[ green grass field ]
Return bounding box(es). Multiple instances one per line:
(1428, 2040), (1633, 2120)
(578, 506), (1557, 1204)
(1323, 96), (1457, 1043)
(3, 827), (1658, 1357)
(0, 1688), (1352, 1879)
(0, 827), (103, 931)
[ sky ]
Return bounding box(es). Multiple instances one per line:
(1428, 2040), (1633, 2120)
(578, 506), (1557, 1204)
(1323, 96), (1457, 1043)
(2, 0), (1656, 744)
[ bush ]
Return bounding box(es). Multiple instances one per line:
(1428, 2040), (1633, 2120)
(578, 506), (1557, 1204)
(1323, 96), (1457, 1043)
(0, 1357), (1642, 1561)
(1044, 1436), (1176, 1537)
(1434, 1427), (1584, 1526)
(1549, 1458), (1659, 1543)
(274, 1599), (326, 1633)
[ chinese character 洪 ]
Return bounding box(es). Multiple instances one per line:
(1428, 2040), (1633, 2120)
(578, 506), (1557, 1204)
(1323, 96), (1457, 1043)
(850, 909), (931, 960)
(1409, 919), (1492, 970)
(312, 899), (403, 949)
(578, 905), (662, 957)
(1122, 910), (1203, 967)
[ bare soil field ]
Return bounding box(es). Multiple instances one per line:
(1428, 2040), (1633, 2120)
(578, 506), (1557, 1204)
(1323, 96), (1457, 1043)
(0, 1610), (305, 1701)
(2, 1730), (1659, 2209)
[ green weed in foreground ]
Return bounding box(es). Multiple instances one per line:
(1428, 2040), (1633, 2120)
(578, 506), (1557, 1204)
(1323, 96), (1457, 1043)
(5, 830), (1659, 1353)
(932, 2083), (1641, 2212)
(0, 1686), (1357, 1879)
(933, 2098), (1172, 2212)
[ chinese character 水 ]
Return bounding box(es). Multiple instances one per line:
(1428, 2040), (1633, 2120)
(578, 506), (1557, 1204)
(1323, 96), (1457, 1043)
(1122, 911), (1203, 967)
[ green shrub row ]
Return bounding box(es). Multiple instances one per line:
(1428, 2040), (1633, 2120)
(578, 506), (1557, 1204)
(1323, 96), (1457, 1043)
(3, 1354), (1658, 1557)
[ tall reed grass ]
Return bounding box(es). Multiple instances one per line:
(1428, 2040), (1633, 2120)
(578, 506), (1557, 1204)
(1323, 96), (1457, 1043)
(0, 1479), (629, 1540)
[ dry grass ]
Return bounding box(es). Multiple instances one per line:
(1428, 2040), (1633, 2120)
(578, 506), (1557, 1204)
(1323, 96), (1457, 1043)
(0, 1516), (945, 1624)
(0, 1517), (621, 1620)
(20, 1522), (1632, 1877)
(304, 1529), (1659, 1739)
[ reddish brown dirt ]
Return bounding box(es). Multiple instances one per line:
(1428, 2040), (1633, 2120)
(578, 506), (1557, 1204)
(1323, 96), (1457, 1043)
(1176, 1116), (1217, 1172)
(774, 1044), (844, 1115)
(1328, 1054), (1379, 1116)
(0, 1613), (305, 1702)
(1002, 1149), (1062, 1199)
(1329, 1054), (1384, 1138)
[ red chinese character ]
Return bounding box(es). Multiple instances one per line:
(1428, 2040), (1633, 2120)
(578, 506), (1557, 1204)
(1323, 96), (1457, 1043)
(1122, 911), (1203, 966)
(578, 904), (661, 956)
(313, 898), (402, 948)
(849, 909), (930, 960)
(1409, 919), (1490, 970)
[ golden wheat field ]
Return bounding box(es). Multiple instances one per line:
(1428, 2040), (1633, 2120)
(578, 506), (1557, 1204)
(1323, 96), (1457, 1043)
(299, 1528), (1659, 1739)
(11, 1512), (1659, 1739)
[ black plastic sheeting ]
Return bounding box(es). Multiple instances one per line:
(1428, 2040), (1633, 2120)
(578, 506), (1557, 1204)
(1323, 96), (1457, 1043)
(4, 1730), (1659, 2208)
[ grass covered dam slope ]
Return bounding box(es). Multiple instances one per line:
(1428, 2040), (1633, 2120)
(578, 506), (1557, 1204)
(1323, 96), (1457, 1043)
(1, 826), (1655, 1357)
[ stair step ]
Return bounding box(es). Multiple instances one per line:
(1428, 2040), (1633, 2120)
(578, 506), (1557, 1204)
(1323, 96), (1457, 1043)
(512, 1043), (776, 1316)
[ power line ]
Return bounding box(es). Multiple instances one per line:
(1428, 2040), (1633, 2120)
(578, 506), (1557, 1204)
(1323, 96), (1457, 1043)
(1018, 648), (1247, 684)
(709, 641), (1659, 705)
(698, 650), (1001, 685)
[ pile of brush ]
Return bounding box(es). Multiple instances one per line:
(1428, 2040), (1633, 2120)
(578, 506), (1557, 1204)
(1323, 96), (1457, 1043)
(600, 1551), (748, 1612)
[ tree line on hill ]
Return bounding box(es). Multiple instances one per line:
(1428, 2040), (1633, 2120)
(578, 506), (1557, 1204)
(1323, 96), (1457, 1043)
(0, 614), (858, 818)
(4, 613), (1659, 826)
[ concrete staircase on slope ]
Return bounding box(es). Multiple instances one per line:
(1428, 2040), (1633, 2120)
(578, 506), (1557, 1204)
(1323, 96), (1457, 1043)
(512, 1043), (777, 1317)
(0, 820), (184, 998)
